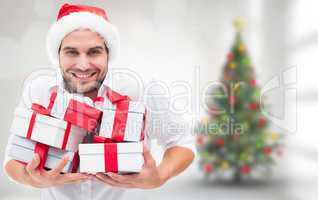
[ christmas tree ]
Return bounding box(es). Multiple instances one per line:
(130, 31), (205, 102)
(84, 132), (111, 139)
(196, 18), (283, 182)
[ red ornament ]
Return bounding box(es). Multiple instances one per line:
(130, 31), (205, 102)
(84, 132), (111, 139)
(250, 79), (256, 87)
(263, 146), (272, 156)
(240, 164), (251, 174)
(203, 163), (214, 173)
(258, 116), (267, 127)
(229, 95), (237, 105)
(248, 102), (259, 111)
(227, 52), (234, 61)
(196, 135), (204, 145)
(215, 138), (225, 147)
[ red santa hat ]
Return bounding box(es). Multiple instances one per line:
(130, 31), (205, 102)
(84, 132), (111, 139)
(46, 3), (120, 66)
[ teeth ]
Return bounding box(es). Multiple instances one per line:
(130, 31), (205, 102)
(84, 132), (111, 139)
(74, 73), (94, 79)
(78, 74), (89, 78)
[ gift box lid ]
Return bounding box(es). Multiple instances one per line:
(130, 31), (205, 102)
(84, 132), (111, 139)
(100, 100), (146, 114)
(14, 107), (70, 129)
(54, 91), (102, 120)
(10, 134), (76, 161)
(78, 142), (143, 155)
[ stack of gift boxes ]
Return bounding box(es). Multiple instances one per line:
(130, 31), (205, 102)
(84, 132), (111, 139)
(8, 87), (146, 174)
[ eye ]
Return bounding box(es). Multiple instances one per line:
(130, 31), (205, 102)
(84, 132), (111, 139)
(65, 50), (79, 56)
(89, 50), (101, 55)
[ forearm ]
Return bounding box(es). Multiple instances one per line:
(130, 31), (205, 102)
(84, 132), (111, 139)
(5, 160), (39, 187)
(157, 146), (194, 183)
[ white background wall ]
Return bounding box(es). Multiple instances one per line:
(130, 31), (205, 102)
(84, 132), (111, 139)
(0, 0), (317, 199)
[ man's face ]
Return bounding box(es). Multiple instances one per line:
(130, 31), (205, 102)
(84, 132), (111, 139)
(59, 29), (108, 93)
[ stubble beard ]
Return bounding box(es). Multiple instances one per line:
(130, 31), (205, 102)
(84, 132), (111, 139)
(62, 71), (106, 94)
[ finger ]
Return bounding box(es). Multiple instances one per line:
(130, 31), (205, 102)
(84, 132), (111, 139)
(59, 173), (92, 184)
(143, 145), (156, 167)
(60, 173), (93, 182)
(96, 173), (133, 188)
(49, 155), (69, 176)
(25, 154), (40, 175)
(106, 172), (134, 184)
(96, 173), (121, 187)
(64, 179), (86, 185)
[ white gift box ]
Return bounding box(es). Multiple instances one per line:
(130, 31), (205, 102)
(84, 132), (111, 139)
(10, 107), (87, 151)
(99, 100), (146, 142)
(79, 142), (144, 173)
(8, 135), (78, 173)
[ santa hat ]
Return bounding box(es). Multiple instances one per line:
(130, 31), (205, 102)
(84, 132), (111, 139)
(46, 3), (120, 66)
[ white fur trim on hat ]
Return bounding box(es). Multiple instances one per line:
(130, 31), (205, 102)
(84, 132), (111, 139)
(46, 12), (119, 66)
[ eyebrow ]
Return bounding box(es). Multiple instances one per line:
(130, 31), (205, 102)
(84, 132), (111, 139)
(62, 46), (77, 51)
(89, 46), (105, 51)
(62, 46), (105, 51)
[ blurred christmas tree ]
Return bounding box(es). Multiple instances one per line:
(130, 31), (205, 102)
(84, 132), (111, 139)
(196, 18), (283, 182)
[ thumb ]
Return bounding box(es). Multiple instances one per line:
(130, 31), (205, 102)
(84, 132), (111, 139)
(26, 154), (40, 174)
(143, 144), (155, 167)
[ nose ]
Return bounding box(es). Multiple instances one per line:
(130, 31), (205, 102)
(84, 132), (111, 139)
(76, 54), (90, 71)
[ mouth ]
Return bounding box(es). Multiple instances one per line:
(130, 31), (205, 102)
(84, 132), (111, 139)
(70, 72), (97, 80)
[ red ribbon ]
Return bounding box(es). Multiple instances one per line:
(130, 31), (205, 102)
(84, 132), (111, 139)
(47, 90), (57, 114)
(96, 87), (147, 142)
(101, 87), (132, 142)
(31, 104), (51, 115)
(91, 134), (117, 173)
(71, 151), (80, 173)
(111, 100), (130, 142)
(13, 142), (49, 170)
(26, 112), (37, 139)
(61, 122), (72, 150)
(105, 86), (131, 103)
(17, 143), (78, 172)
(140, 109), (147, 141)
(65, 99), (101, 132)
(34, 142), (49, 170)
(104, 143), (118, 172)
(34, 142), (80, 172)
(52, 89), (101, 132)
(93, 96), (105, 103)
(93, 135), (113, 143)
(31, 89), (56, 116)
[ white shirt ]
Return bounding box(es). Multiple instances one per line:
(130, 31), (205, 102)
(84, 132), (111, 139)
(3, 68), (195, 200)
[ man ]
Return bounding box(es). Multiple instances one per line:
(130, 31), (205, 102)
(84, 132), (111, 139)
(3, 3), (195, 199)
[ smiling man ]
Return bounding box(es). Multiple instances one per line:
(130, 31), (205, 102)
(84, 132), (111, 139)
(3, 3), (195, 200)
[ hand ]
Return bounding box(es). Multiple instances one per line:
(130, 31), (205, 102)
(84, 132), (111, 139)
(25, 154), (91, 188)
(95, 145), (168, 189)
